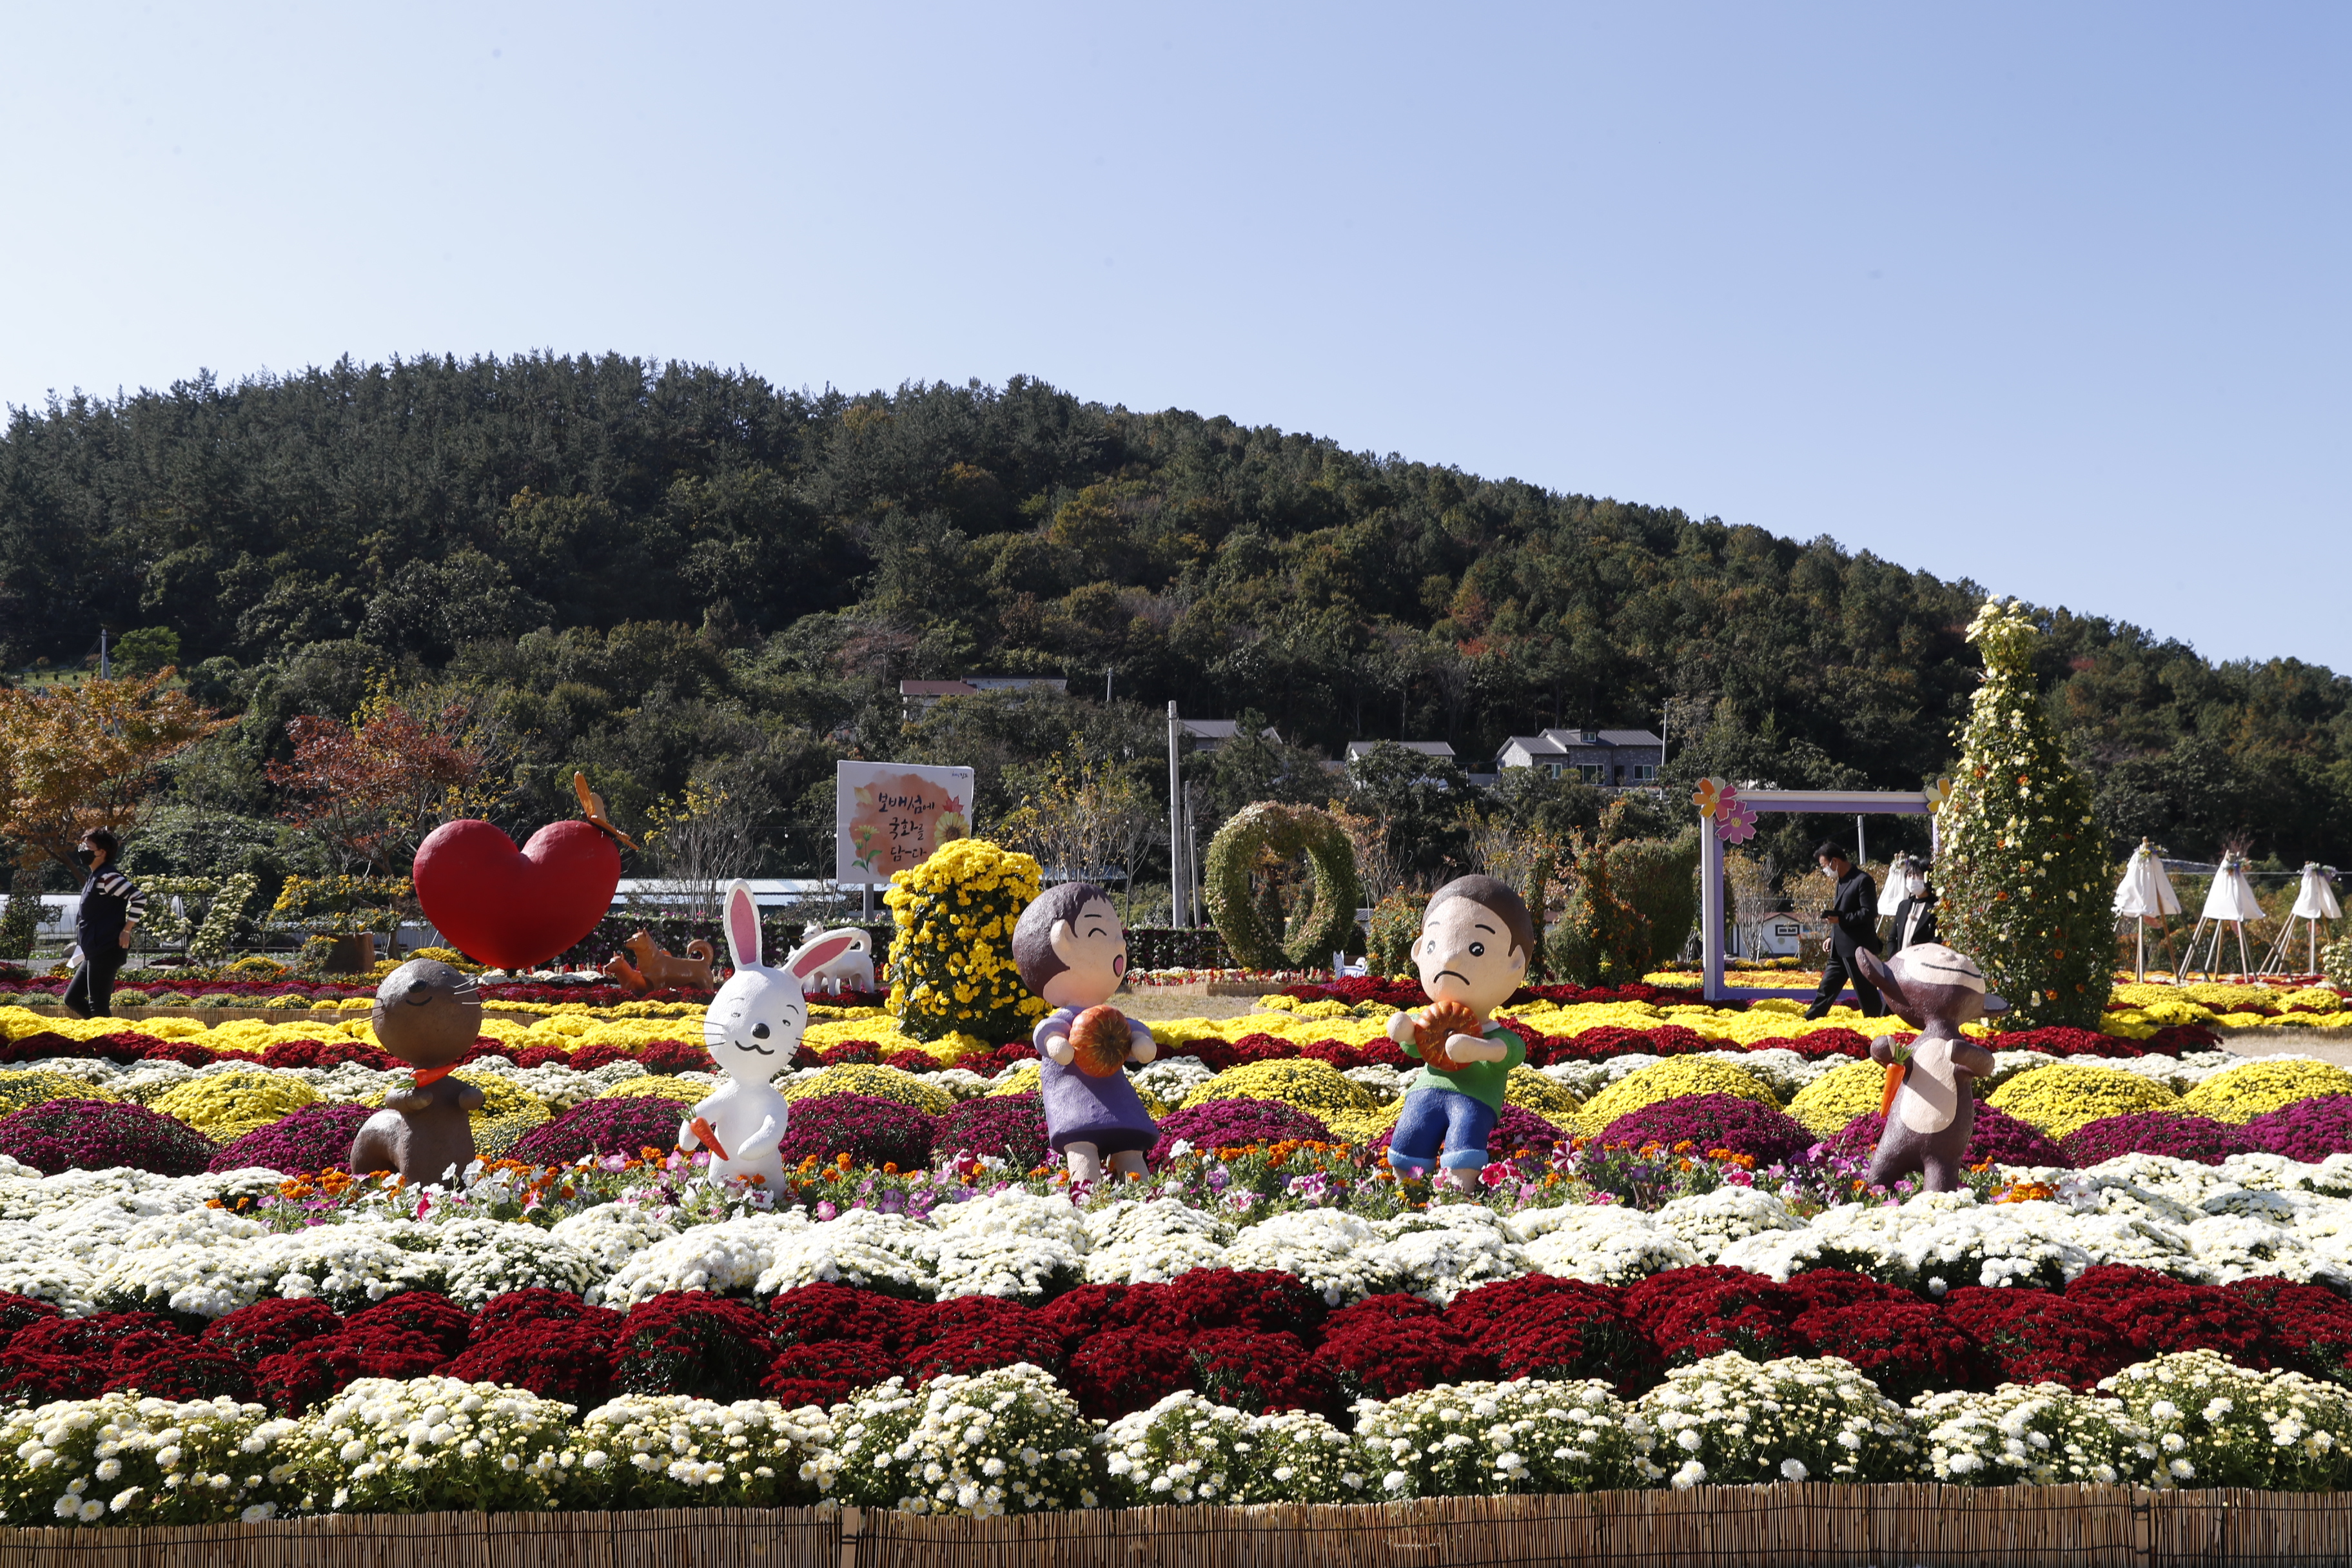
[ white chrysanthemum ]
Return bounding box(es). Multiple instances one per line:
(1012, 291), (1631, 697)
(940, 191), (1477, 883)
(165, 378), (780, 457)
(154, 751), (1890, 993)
(1362, 1207), (1533, 1304)
(565, 1394), (832, 1509)
(1654, 1188), (1806, 1262)
(1514, 1206), (1700, 1286)
(0, 1392), (299, 1527)
(2102, 1351), (2352, 1491)
(287, 1377), (574, 1514)
(1355, 1378), (1656, 1497)
(1081, 1200), (1235, 1284)
(930, 1190), (1091, 1250)
(1638, 1353), (1914, 1484)
(820, 1367), (1099, 1518)
(2180, 1214), (2333, 1285)
(600, 1215), (810, 1306)
(549, 1204), (682, 1278)
(1222, 1209), (1402, 1305)
(753, 1210), (940, 1298)
(429, 1217), (604, 1307)
(1914, 1384), (2151, 1486)
(1102, 1391), (1364, 1506)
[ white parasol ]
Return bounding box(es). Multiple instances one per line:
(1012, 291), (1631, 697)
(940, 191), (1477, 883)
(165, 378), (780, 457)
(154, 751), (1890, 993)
(2262, 863), (2340, 976)
(2293, 864), (2343, 923)
(2113, 840), (2182, 917)
(2201, 854), (2266, 922)
(2112, 838), (2182, 981)
(2185, 852), (2266, 978)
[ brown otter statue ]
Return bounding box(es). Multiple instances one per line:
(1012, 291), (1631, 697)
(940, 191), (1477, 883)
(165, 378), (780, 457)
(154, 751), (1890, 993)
(1852, 943), (1997, 1193)
(349, 958), (485, 1186)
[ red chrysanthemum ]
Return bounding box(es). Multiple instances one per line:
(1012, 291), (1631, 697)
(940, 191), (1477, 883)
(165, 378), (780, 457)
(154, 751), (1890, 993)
(1939, 1288), (2132, 1391)
(1190, 1328), (1340, 1416)
(1312, 1317), (1495, 1400)
(342, 1291), (473, 1358)
(761, 1340), (897, 1407)
(770, 1282), (922, 1352)
(1793, 1300), (1982, 1404)
(1063, 1328), (1199, 1420)
(469, 1288), (621, 1347)
(104, 1344), (256, 1402)
(614, 1292), (776, 1400)
(1489, 1291), (1662, 1397)
(201, 1297), (344, 1362)
(441, 1324), (617, 1405)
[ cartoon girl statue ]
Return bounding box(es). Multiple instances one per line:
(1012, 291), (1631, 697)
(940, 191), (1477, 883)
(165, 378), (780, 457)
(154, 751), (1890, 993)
(1011, 881), (1159, 1183)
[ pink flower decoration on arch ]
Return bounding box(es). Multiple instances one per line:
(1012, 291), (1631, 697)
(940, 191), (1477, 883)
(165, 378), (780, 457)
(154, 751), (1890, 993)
(1714, 782), (1758, 843)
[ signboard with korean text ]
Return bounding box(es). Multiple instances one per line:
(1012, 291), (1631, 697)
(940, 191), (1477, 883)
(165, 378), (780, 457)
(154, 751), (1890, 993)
(834, 762), (975, 885)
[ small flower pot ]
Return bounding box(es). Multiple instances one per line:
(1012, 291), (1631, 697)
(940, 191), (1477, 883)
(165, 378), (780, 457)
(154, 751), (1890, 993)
(322, 934), (377, 975)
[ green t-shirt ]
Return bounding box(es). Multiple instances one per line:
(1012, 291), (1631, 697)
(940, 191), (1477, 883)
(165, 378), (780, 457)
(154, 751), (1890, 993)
(1401, 1018), (1526, 1111)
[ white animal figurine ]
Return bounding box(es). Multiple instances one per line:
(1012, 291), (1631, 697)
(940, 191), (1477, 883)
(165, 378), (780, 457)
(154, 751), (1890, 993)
(680, 880), (861, 1190)
(796, 921), (876, 994)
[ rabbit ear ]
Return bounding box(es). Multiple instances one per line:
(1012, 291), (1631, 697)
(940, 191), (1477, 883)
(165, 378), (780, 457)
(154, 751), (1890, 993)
(788, 931), (861, 981)
(724, 881), (762, 970)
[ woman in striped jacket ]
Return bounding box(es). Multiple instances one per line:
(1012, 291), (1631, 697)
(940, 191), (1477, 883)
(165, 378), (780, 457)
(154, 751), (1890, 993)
(63, 828), (145, 1019)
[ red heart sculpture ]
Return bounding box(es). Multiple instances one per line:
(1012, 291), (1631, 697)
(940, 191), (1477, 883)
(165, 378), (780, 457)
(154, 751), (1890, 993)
(412, 819), (621, 971)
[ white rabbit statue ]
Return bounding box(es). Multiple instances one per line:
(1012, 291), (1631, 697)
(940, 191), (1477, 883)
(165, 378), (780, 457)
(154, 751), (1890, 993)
(796, 921), (876, 994)
(680, 880), (861, 1191)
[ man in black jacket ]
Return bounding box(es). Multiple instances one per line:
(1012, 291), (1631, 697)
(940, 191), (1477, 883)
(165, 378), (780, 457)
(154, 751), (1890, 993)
(63, 829), (145, 1019)
(1804, 840), (1885, 1019)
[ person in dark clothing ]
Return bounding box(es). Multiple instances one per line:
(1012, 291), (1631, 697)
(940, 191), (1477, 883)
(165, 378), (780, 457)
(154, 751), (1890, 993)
(1804, 841), (1885, 1019)
(1889, 855), (1940, 952)
(62, 829), (144, 1019)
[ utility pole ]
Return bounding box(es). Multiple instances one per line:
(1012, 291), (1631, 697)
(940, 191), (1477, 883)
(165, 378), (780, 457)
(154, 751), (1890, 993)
(99, 629), (110, 679)
(1166, 702), (1186, 926)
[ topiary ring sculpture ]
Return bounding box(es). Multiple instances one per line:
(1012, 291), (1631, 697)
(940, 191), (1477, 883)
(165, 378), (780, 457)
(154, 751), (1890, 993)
(350, 959), (485, 1186)
(1202, 802), (1362, 972)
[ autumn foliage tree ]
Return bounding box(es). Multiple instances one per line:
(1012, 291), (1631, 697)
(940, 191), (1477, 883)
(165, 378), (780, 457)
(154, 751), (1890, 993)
(264, 692), (504, 874)
(0, 672), (230, 872)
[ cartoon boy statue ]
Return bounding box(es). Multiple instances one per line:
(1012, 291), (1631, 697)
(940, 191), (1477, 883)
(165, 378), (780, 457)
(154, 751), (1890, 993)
(1012, 881), (1160, 1184)
(1384, 874), (1533, 1191)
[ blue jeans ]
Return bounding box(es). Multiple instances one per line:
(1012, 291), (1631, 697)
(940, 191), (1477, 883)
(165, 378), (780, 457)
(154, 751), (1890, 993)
(1387, 1087), (1497, 1171)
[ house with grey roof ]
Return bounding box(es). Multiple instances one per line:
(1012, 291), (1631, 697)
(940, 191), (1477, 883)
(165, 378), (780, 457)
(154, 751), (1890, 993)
(899, 677), (1069, 723)
(1180, 719), (1282, 753)
(1494, 727), (1663, 787)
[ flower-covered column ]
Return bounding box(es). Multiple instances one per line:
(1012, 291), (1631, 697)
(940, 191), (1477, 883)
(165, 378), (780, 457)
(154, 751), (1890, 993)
(1937, 599), (2114, 1029)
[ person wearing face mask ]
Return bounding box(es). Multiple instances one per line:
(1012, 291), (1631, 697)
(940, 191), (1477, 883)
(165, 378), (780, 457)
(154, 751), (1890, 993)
(1803, 840), (1885, 1021)
(1890, 856), (1939, 952)
(63, 829), (146, 1019)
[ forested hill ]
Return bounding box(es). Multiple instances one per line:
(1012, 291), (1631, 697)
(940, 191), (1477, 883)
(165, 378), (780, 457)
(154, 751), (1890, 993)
(1, 353), (2346, 869)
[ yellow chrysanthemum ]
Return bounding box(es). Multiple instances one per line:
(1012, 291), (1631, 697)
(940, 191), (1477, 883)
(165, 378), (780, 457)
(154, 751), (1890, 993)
(1784, 1059), (1903, 1134)
(596, 1076), (707, 1105)
(1179, 1059), (1378, 1121)
(0, 1070), (116, 1115)
(151, 1070), (320, 1141)
(1576, 1058), (1781, 1134)
(781, 1063), (957, 1116)
(1987, 1064), (2179, 1137)
(1505, 1065), (1582, 1119)
(2179, 1059), (2352, 1124)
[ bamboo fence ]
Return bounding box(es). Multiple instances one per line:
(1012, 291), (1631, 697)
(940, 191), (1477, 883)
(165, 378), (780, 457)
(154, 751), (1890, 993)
(6, 1488), (2352, 1567)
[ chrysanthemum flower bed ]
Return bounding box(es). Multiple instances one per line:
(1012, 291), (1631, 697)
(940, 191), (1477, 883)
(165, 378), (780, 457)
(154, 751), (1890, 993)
(10, 1257), (2352, 1525)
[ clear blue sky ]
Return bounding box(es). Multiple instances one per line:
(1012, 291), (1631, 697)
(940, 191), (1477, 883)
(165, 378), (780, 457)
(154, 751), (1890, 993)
(4, 4), (2345, 672)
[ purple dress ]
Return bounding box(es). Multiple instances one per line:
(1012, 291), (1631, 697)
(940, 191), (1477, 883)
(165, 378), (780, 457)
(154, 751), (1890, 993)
(1033, 1006), (1160, 1156)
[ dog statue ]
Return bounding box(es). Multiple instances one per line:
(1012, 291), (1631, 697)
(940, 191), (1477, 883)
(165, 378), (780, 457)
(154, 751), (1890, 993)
(602, 930), (719, 994)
